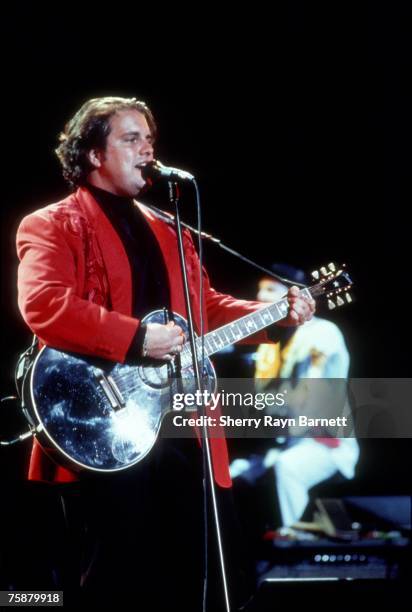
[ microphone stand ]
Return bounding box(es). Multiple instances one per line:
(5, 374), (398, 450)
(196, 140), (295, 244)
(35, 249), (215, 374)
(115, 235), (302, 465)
(168, 180), (231, 612)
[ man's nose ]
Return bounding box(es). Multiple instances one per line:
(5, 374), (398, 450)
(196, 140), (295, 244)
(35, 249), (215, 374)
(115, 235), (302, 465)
(141, 140), (154, 158)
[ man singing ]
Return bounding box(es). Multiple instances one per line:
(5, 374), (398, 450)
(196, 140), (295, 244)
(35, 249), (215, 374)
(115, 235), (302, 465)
(16, 96), (315, 610)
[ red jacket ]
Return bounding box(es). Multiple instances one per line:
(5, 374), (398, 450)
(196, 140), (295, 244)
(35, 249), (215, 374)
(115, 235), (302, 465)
(16, 187), (274, 487)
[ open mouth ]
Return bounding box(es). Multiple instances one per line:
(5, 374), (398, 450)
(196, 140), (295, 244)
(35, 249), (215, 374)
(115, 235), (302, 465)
(135, 163), (153, 185)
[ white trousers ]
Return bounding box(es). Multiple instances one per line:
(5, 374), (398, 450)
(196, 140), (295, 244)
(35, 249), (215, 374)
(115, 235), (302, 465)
(273, 438), (359, 526)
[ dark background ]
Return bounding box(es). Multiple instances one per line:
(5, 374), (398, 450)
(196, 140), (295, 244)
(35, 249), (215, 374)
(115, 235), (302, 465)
(0, 3), (410, 485)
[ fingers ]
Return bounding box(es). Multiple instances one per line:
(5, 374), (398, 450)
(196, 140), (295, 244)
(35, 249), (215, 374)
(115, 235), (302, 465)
(287, 285), (300, 298)
(167, 323), (184, 338)
(144, 322), (186, 360)
(164, 337), (184, 361)
(286, 286), (316, 325)
(167, 326), (185, 354)
(293, 302), (312, 324)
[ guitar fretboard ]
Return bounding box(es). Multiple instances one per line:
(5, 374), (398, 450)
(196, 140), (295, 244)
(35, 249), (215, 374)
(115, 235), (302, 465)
(180, 287), (312, 369)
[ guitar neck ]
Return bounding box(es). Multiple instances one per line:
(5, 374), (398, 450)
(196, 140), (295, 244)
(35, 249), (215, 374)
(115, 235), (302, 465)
(180, 287), (312, 367)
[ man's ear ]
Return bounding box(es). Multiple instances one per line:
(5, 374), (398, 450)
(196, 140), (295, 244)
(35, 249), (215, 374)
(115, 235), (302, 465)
(88, 148), (103, 169)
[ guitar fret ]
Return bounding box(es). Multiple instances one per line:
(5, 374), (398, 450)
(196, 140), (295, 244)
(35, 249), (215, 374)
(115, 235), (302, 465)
(237, 320), (246, 335)
(245, 318), (258, 332)
(230, 324), (241, 341)
(221, 327), (231, 342)
(207, 334), (218, 352)
(178, 293), (296, 365)
(221, 330), (231, 347)
(276, 299), (289, 318)
(260, 309), (274, 325)
(205, 337), (215, 354)
(214, 330), (222, 345)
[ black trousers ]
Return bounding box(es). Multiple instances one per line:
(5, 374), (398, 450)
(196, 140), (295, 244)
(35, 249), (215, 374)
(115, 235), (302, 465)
(59, 438), (253, 611)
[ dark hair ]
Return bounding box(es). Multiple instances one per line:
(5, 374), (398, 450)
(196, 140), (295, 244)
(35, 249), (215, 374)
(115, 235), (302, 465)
(55, 96), (157, 187)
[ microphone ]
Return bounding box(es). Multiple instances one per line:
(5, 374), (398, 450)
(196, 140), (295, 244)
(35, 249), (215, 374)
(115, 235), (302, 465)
(142, 160), (195, 183)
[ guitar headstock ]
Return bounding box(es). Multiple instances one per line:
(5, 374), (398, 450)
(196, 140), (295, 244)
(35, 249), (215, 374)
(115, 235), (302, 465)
(309, 262), (354, 310)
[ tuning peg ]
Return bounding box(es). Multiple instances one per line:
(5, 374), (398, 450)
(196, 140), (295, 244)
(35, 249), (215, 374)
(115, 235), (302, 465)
(311, 270), (320, 280)
(336, 296), (345, 307)
(328, 299), (336, 310)
(320, 266), (328, 276)
(328, 262), (336, 272)
(345, 293), (353, 303)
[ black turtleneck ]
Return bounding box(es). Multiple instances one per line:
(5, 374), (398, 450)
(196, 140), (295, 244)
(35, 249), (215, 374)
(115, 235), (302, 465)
(87, 184), (170, 361)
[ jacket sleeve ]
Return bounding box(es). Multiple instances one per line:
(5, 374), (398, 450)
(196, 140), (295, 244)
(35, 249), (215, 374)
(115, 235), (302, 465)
(16, 211), (139, 363)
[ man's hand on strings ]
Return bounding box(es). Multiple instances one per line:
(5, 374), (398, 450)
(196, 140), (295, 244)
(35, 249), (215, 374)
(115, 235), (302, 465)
(277, 286), (316, 327)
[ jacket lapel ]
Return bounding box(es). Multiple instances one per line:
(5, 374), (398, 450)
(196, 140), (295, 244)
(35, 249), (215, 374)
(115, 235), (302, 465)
(75, 188), (193, 322)
(75, 187), (133, 316)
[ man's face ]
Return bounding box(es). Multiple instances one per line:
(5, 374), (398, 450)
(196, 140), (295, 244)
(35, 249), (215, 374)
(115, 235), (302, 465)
(257, 278), (287, 302)
(88, 109), (154, 197)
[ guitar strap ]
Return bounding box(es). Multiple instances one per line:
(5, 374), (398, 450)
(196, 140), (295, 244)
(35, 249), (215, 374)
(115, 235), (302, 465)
(15, 335), (39, 400)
